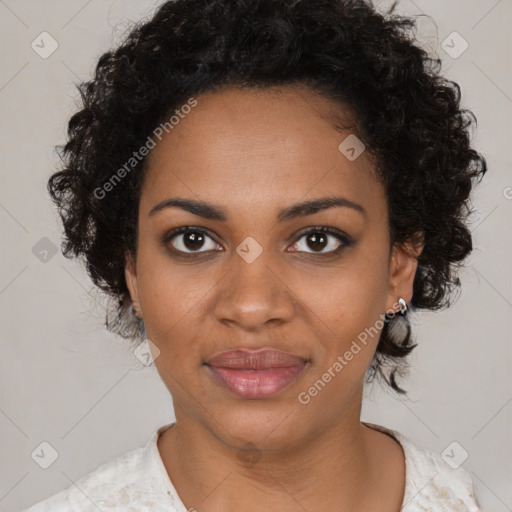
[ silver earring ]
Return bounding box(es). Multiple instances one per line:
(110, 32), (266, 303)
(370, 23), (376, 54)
(398, 297), (408, 316)
(132, 305), (142, 319)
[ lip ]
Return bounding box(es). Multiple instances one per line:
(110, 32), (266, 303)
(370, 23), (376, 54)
(205, 349), (308, 399)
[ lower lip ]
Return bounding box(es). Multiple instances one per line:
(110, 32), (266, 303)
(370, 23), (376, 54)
(206, 364), (306, 399)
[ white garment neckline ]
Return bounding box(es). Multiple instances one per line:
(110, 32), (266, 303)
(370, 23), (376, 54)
(141, 421), (480, 511)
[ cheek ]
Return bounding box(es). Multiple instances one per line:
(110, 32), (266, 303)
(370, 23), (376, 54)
(295, 268), (389, 398)
(294, 255), (389, 339)
(135, 249), (209, 357)
(292, 270), (388, 406)
(302, 294), (382, 385)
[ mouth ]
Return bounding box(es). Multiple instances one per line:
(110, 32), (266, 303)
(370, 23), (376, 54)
(204, 348), (309, 399)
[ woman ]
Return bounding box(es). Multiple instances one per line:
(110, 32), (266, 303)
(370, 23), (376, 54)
(24, 0), (487, 510)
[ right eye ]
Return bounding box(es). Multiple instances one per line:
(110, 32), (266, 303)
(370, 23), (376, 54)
(162, 226), (222, 256)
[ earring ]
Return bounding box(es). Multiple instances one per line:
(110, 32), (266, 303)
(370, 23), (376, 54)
(398, 297), (408, 316)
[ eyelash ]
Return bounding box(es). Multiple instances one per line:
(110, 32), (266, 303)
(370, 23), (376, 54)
(161, 225), (353, 259)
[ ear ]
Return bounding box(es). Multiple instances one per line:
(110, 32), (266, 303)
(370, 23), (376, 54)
(125, 251), (142, 317)
(385, 234), (424, 314)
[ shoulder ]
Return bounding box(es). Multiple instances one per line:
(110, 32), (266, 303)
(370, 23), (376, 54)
(22, 446), (148, 512)
(400, 437), (482, 511)
(22, 423), (183, 511)
(22, 423), (189, 512)
(362, 422), (482, 512)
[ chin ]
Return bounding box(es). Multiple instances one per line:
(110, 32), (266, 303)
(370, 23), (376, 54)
(205, 399), (305, 453)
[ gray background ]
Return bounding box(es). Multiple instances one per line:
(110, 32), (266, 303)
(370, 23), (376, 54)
(0, 0), (510, 510)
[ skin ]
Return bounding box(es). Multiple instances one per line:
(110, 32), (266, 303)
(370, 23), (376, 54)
(125, 85), (423, 512)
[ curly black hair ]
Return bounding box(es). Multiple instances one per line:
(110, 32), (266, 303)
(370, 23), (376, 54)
(48, 0), (487, 395)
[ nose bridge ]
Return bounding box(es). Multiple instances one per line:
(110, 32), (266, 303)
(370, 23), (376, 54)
(213, 237), (295, 329)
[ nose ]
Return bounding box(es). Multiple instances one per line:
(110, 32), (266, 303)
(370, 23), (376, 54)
(212, 246), (296, 332)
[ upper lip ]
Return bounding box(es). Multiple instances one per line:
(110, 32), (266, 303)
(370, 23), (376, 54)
(205, 348), (308, 370)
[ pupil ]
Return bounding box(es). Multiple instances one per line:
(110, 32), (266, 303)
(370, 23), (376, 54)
(184, 231), (204, 250)
(308, 232), (327, 251)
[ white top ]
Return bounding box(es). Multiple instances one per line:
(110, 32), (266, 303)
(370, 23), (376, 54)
(23, 421), (482, 511)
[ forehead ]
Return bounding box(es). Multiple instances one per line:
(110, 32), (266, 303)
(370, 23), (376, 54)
(140, 85), (384, 219)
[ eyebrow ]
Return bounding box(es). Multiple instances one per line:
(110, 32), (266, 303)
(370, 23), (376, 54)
(148, 196), (366, 222)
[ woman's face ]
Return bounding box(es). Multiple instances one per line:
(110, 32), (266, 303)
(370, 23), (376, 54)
(125, 85), (420, 451)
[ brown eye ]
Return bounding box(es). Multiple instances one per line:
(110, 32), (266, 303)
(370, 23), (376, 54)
(163, 227), (220, 254)
(304, 232), (329, 252)
(289, 227), (352, 255)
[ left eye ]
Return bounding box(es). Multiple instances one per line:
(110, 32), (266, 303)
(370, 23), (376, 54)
(289, 228), (348, 255)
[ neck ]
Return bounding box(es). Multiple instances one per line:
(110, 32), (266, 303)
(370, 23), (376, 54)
(157, 402), (402, 511)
